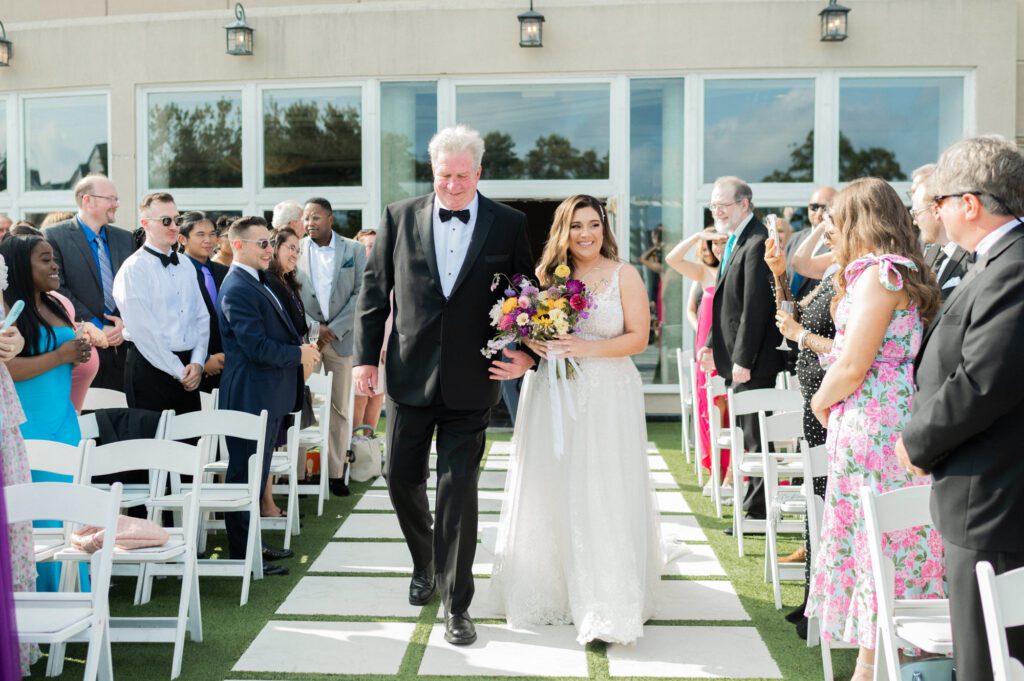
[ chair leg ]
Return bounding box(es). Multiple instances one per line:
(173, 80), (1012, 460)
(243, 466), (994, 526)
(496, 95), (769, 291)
(733, 467), (744, 557)
(766, 510), (783, 608)
(820, 634), (834, 681)
(171, 559), (192, 679)
(81, 619), (107, 681)
(187, 557), (203, 643)
(711, 448), (722, 519)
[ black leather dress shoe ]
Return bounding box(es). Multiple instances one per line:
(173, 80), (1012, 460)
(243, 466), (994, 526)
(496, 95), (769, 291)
(408, 570), (435, 606)
(444, 611), (477, 645)
(722, 526), (766, 536)
(263, 546), (294, 561)
(330, 478), (350, 497)
(262, 561), (289, 576)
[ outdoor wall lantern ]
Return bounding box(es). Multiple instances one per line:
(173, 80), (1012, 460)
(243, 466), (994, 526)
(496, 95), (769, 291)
(0, 21), (12, 67)
(224, 3), (254, 56)
(819, 0), (850, 42)
(518, 1), (545, 48)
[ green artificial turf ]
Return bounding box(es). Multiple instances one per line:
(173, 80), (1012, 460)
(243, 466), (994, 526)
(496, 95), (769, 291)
(28, 421), (854, 681)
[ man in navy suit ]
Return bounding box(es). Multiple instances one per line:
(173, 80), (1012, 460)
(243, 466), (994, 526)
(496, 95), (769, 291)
(217, 216), (320, 576)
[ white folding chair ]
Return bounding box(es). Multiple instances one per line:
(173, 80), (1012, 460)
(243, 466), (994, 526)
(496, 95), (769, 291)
(296, 370), (334, 515)
(860, 484), (952, 681)
(726, 387), (803, 556)
(342, 376), (356, 486)
(81, 388), (129, 411)
(266, 423), (301, 549)
(25, 440), (86, 562)
(199, 389), (218, 411)
(8, 482), (122, 681)
(162, 408), (268, 606)
(761, 411), (807, 609)
(675, 347), (694, 464)
(82, 411), (170, 511)
(977, 561), (1024, 681)
(705, 373), (729, 515)
(79, 412), (100, 440)
(56, 439), (205, 679)
(688, 355), (704, 479)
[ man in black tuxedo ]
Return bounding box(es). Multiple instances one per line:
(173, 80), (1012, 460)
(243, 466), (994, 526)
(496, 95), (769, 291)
(697, 176), (784, 522)
(46, 174), (134, 389)
(218, 216), (320, 576)
(178, 212), (229, 392)
(897, 135), (1024, 681)
(353, 125), (534, 646)
(910, 163), (970, 301)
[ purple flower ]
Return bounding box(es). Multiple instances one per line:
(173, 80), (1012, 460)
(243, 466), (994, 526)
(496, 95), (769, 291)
(518, 325), (530, 337)
(511, 273), (526, 287)
(503, 288), (516, 297)
(547, 287), (561, 298)
(521, 284), (539, 295)
(565, 279), (584, 295)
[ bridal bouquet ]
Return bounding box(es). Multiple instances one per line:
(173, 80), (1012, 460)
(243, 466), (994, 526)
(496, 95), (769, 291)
(480, 264), (596, 377)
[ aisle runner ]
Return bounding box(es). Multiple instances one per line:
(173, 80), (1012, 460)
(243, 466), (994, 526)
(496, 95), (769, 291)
(232, 441), (782, 679)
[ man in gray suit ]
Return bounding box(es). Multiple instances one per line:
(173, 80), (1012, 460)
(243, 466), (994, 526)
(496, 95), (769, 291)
(46, 174), (135, 390)
(298, 197), (366, 496)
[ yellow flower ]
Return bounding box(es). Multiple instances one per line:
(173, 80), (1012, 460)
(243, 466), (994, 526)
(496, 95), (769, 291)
(554, 264), (571, 278)
(501, 297), (518, 314)
(549, 297), (566, 309)
(532, 312), (553, 327)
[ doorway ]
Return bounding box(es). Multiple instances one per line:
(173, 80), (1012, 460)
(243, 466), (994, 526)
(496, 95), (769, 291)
(501, 198), (562, 269)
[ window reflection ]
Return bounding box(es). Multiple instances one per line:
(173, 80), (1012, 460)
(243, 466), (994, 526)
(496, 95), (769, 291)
(457, 84), (610, 180)
(704, 79), (815, 183)
(839, 77), (964, 182)
(263, 88), (361, 188)
(148, 91), (242, 188)
(0, 101), (6, 193)
(381, 82), (437, 209)
(24, 94), (108, 191)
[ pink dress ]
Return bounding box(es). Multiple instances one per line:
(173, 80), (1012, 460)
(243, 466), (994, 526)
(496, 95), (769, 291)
(50, 292), (98, 412)
(695, 285), (730, 474)
(805, 255), (945, 647)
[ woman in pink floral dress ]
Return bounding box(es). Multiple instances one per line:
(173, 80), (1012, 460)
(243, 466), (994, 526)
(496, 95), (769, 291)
(807, 178), (944, 681)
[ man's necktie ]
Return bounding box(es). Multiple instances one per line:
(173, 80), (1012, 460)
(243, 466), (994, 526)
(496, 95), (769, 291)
(790, 273), (805, 297)
(96, 232), (116, 313)
(439, 208), (471, 224)
(721, 233), (737, 269)
(143, 246), (179, 268)
(932, 249), (949, 274)
(201, 265), (219, 313)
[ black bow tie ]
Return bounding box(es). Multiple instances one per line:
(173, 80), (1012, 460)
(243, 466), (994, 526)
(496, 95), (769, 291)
(439, 208), (471, 224)
(966, 251), (977, 264)
(144, 246), (179, 268)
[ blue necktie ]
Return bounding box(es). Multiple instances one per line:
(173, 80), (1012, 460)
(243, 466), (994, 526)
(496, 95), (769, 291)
(790, 272), (805, 296)
(96, 231), (115, 314)
(201, 265), (219, 313)
(721, 233), (737, 269)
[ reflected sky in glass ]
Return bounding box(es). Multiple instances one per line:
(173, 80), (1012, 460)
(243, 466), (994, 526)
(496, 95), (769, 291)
(839, 77), (963, 182)
(704, 79), (815, 183)
(0, 101), (6, 193)
(457, 83), (610, 180)
(380, 81), (437, 208)
(25, 94), (107, 191)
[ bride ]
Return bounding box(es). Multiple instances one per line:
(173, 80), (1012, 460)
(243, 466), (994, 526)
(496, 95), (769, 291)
(490, 194), (663, 645)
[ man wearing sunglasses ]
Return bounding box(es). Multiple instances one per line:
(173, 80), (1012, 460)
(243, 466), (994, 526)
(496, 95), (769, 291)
(112, 192), (210, 415)
(785, 186), (836, 301)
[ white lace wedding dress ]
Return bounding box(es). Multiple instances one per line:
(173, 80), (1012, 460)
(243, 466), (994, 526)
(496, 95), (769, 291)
(490, 264), (663, 645)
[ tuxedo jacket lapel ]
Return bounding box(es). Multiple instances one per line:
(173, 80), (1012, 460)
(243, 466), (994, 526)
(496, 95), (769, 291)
(414, 196), (444, 296)
(449, 196), (494, 298)
(238, 269), (300, 341)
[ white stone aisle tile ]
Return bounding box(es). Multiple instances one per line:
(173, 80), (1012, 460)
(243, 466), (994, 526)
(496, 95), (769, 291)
(277, 576), (422, 617)
(433, 578), (505, 621)
(371, 470), (438, 489)
(648, 454), (669, 470)
(483, 458), (511, 471)
(607, 625), (782, 678)
(354, 489), (506, 513)
(661, 544), (727, 577)
(233, 621), (416, 676)
(418, 623), (588, 677)
(660, 514), (708, 543)
(311, 541), (413, 574)
(655, 491), (691, 514)
(647, 441), (658, 453)
(478, 470), (507, 489)
(489, 441), (515, 455)
(472, 543), (496, 576)
(649, 471), (680, 490)
(334, 513), (408, 539)
(653, 580), (749, 621)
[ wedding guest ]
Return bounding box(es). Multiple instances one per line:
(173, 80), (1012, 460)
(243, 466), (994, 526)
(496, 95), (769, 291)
(0, 215), (10, 241)
(910, 164), (969, 300)
(786, 186), (837, 300)
(39, 211), (74, 230)
(272, 200), (306, 238)
(1, 235), (91, 593)
(806, 178), (943, 680)
(898, 135), (1024, 681)
(211, 216), (235, 267)
(666, 227), (731, 492)
(298, 197), (366, 496)
(114, 193), (209, 414)
(351, 229), (387, 433)
(45, 174), (133, 391)
(178, 212), (228, 393)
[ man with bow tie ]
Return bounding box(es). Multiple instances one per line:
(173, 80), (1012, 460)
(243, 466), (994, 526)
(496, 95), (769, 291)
(112, 191), (209, 414)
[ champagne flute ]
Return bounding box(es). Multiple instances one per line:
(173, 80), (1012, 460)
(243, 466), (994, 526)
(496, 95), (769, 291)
(777, 301), (794, 351)
(306, 322), (320, 346)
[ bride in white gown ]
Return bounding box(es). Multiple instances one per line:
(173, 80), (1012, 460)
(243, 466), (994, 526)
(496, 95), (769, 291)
(490, 194), (663, 645)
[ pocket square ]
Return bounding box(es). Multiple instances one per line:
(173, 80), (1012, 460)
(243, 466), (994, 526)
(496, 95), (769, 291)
(341, 258), (355, 268)
(942, 276), (960, 289)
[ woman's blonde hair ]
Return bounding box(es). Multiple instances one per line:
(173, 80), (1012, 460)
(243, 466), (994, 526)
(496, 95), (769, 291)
(830, 177), (939, 322)
(536, 195), (618, 286)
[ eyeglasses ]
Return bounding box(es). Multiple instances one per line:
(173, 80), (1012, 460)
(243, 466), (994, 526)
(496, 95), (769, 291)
(143, 215), (184, 227)
(933, 191), (1012, 212)
(87, 194), (120, 204)
(909, 205), (933, 218)
(277, 243), (299, 253)
(707, 201), (738, 212)
(808, 203), (828, 212)
(237, 238), (272, 249)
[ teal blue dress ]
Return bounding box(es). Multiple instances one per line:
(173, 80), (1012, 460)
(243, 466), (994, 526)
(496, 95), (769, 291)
(15, 324), (85, 592)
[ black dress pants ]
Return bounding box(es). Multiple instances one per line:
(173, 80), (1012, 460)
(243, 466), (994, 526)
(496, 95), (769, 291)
(124, 345), (201, 415)
(385, 396), (489, 615)
(224, 414), (283, 559)
(92, 343), (128, 391)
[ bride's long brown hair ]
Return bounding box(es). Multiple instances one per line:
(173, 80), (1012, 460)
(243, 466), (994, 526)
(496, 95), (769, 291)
(536, 195), (619, 287)
(830, 177), (940, 322)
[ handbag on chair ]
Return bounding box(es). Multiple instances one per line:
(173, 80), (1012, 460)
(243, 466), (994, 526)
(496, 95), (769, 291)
(348, 425), (384, 482)
(900, 657), (955, 681)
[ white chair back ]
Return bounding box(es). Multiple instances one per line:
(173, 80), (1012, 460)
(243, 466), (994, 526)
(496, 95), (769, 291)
(164, 408), (268, 467)
(977, 561), (1024, 681)
(25, 440), (84, 482)
(81, 387), (129, 410)
(81, 437), (205, 484)
(79, 412), (100, 440)
(728, 387), (803, 421)
(199, 389), (219, 411)
(675, 348), (693, 464)
(688, 354), (704, 477)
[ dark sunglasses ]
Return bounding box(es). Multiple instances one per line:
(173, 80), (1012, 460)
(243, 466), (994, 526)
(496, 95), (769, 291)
(144, 215), (185, 227)
(808, 203), (828, 212)
(237, 238), (272, 249)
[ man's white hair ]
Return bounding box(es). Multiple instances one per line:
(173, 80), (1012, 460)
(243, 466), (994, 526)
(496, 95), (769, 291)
(428, 125), (485, 169)
(271, 200), (303, 229)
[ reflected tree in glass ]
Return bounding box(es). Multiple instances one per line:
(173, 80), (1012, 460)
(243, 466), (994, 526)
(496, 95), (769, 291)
(0, 102), (6, 193)
(380, 82), (437, 209)
(263, 91), (361, 188)
(25, 94), (108, 191)
(148, 94), (242, 188)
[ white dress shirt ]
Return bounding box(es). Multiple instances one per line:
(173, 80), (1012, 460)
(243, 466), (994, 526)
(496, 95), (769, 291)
(308, 232), (336, 319)
(935, 241), (960, 282)
(973, 218), (1022, 259)
(433, 193), (479, 297)
(113, 242), (210, 379)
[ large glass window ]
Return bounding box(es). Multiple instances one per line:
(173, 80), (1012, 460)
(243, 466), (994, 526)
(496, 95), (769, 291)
(703, 79), (815, 183)
(261, 207), (361, 237)
(0, 101), (6, 193)
(24, 94), (108, 191)
(457, 83), (610, 180)
(263, 87), (361, 188)
(629, 78), (684, 384)
(839, 77), (964, 182)
(148, 91), (242, 189)
(380, 81), (436, 209)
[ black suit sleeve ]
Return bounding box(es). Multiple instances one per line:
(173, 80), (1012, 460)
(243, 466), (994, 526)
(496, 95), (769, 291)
(904, 261), (1024, 469)
(733, 237), (774, 369)
(354, 205), (397, 367)
(47, 232), (93, 322)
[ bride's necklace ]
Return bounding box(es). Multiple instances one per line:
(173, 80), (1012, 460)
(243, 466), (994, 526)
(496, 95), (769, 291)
(573, 258), (610, 292)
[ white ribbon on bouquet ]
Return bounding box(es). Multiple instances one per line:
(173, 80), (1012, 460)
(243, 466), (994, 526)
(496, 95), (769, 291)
(546, 350), (582, 459)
